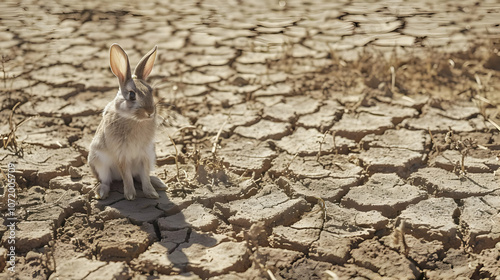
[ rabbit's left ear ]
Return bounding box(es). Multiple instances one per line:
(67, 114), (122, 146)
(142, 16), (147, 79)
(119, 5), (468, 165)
(110, 44), (132, 86)
(134, 46), (157, 80)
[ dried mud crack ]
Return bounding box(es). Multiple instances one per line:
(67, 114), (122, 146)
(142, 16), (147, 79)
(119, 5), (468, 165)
(1, 0), (500, 279)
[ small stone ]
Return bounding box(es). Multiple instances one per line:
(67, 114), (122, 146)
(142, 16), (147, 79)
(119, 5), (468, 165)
(68, 166), (83, 179)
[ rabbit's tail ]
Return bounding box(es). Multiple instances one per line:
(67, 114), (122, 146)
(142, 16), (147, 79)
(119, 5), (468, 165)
(150, 176), (167, 190)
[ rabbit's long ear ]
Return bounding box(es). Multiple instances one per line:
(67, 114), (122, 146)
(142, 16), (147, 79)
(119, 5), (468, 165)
(134, 46), (157, 80)
(110, 44), (131, 86)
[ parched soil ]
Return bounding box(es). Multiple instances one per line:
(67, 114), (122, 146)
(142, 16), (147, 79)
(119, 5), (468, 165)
(1, 0), (500, 279)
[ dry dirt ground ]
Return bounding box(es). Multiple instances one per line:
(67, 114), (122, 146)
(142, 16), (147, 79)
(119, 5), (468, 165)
(1, 0), (500, 279)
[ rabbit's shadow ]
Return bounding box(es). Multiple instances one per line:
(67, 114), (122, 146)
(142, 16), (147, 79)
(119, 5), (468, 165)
(95, 181), (217, 275)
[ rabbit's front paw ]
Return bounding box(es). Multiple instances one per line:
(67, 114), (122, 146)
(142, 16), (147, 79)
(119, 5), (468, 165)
(124, 185), (136, 200)
(143, 183), (159, 199)
(96, 183), (110, 200)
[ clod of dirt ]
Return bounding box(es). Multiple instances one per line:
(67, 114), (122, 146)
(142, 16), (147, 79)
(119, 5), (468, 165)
(233, 119), (291, 140)
(186, 241), (250, 278)
(402, 110), (480, 133)
(424, 248), (482, 280)
(276, 257), (334, 280)
(484, 52), (500, 71)
(85, 261), (131, 280)
(356, 102), (418, 124)
(381, 234), (444, 269)
(130, 240), (185, 275)
(101, 197), (164, 224)
(275, 127), (356, 156)
(219, 138), (277, 177)
(360, 128), (429, 152)
(460, 196), (500, 252)
(278, 176), (359, 203)
(94, 218), (155, 261)
(308, 202), (389, 264)
(399, 197), (460, 248)
(270, 154), (363, 180)
(12, 221), (53, 252)
(331, 112), (394, 141)
(48, 257), (107, 280)
(158, 203), (220, 232)
(195, 104), (260, 135)
(6, 145), (84, 187)
(296, 100), (343, 129)
(431, 149), (500, 173)
(132, 231), (240, 277)
(351, 239), (422, 279)
(342, 173), (427, 217)
(271, 205), (323, 253)
(219, 190), (309, 228)
(263, 95), (320, 122)
(410, 167), (500, 198)
(322, 201), (388, 237)
(49, 175), (95, 193)
(310, 232), (359, 264)
(358, 147), (424, 176)
(327, 263), (384, 280)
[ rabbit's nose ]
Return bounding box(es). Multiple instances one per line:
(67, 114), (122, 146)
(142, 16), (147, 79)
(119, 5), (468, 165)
(145, 106), (155, 118)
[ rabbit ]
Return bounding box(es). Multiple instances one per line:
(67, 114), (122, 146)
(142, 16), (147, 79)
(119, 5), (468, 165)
(88, 43), (167, 200)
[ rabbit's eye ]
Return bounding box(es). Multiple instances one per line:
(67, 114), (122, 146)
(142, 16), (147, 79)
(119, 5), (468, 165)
(128, 91), (136, 101)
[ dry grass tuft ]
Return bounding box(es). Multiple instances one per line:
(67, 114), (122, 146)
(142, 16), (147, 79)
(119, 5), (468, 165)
(1, 102), (33, 157)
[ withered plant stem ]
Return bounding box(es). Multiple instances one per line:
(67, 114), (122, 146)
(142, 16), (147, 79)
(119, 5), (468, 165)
(168, 135), (181, 179)
(212, 118), (228, 158)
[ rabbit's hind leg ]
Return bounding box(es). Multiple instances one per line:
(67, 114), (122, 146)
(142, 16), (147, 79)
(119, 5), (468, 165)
(137, 160), (159, 199)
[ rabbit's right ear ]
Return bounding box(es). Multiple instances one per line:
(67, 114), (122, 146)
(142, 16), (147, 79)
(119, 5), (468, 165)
(109, 44), (131, 87)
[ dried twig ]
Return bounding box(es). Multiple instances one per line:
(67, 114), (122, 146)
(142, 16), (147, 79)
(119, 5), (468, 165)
(212, 118), (228, 159)
(168, 135), (181, 179)
(488, 118), (500, 132)
(316, 131), (328, 161)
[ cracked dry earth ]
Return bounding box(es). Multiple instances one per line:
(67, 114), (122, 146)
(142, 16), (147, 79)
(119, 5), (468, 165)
(2, 0), (500, 279)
